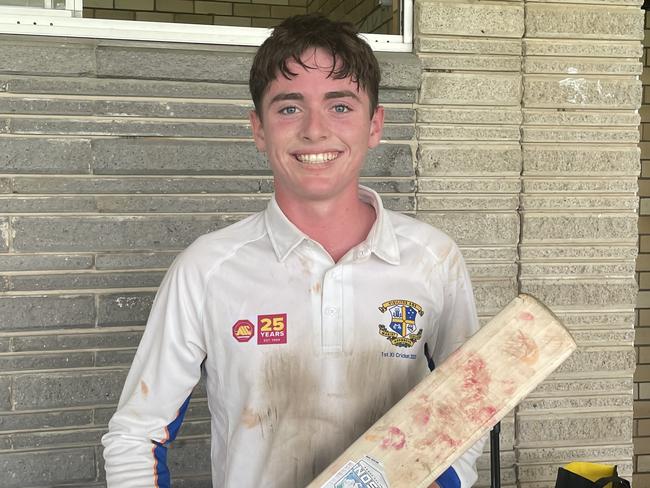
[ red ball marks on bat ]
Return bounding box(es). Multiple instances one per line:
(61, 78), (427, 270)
(468, 405), (497, 424)
(412, 404), (432, 426)
(462, 354), (490, 403)
(437, 432), (461, 448)
(381, 426), (406, 450)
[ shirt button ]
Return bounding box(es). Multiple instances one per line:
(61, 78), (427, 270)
(358, 246), (370, 258)
(325, 307), (337, 316)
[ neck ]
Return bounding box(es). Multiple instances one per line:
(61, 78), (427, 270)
(276, 189), (376, 262)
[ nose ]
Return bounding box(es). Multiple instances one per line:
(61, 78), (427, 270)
(300, 110), (328, 141)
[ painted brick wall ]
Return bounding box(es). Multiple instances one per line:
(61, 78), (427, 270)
(0, 0), (644, 487)
(635, 8), (650, 487)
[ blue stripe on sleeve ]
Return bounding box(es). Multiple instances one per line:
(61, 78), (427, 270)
(166, 395), (191, 442)
(153, 395), (192, 488)
(436, 466), (461, 488)
(153, 442), (170, 488)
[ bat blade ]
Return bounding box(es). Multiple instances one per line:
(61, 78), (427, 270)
(308, 294), (577, 488)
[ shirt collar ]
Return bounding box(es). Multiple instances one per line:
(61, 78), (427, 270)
(358, 186), (400, 265)
(264, 195), (305, 262)
(264, 185), (401, 265)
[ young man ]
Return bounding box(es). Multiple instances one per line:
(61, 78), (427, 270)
(102, 14), (484, 488)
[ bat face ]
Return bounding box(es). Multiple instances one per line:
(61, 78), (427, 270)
(310, 294), (577, 488)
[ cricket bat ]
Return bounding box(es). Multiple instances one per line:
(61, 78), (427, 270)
(308, 293), (577, 488)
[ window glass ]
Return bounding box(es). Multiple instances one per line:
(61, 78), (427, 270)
(0, 0), (80, 14)
(0, 0), (409, 50)
(77, 0), (403, 35)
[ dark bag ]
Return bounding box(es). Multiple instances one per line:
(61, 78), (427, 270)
(555, 466), (630, 488)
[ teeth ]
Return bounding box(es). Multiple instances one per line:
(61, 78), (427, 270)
(296, 152), (338, 164)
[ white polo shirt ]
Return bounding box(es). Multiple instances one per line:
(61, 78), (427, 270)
(102, 186), (484, 488)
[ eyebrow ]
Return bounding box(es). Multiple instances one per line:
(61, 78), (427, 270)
(268, 92), (303, 105)
(268, 90), (361, 106)
(324, 90), (361, 101)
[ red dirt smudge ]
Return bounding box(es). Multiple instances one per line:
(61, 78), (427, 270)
(467, 405), (498, 424)
(500, 379), (516, 395)
(436, 404), (454, 422)
(415, 437), (435, 449)
(504, 329), (539, 365)
(240, 407), (260, 428)
(381, 426), (406, 450)
(140, 380), (149, 398)
(412, 404), (432, 426)
(462, 354), (490, 403)
(519, 312), (534, 321)
(364, 433), (382, 443)
(437, 432), (461, 448)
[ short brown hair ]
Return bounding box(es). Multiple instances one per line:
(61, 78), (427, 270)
(249, 13), (381, 118)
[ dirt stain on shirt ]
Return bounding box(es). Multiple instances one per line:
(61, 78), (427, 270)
(345, 349), (418, 430)
(256, 351), (324, 485)
(297, 255), (312, 276)
(241, 406), (260, 428)
(253, 348), (424, 486)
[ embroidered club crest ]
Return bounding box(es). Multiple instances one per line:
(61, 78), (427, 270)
(378, 299), (423, 348)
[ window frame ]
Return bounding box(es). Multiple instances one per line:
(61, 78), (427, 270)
(0, 1), (413, 52)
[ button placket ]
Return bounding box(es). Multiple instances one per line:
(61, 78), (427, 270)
(321, 266), (343, 352)
(300, 243), (330, 354)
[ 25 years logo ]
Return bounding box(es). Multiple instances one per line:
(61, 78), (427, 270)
(231, 314), (287, 345)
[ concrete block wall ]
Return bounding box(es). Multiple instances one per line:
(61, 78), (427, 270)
(415, 0), (642, 487)
(415, 1), (524, 485)
(0, 0), (644, 486)
(0, 34), (419, 487)
(518, 1), (641, 487)
(636, 8), (650, 487)
(517, 1), (643, 488)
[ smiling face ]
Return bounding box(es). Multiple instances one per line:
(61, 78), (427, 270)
(250, 48), (384, 211)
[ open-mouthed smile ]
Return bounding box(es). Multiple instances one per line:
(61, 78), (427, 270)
(294, 152), (340, 164)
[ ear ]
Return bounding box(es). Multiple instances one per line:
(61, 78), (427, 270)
(368, 105), (385, 149)
(249, 110), (266, 152)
